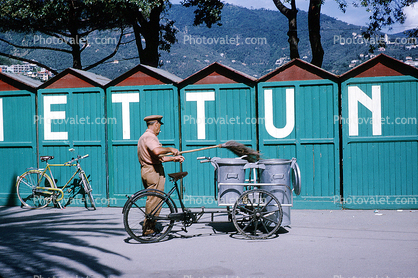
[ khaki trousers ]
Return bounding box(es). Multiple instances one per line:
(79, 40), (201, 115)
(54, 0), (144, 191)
(141, 164), (165, 218)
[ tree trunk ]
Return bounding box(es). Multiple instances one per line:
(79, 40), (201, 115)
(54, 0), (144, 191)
(70, 40), (82, 69)
(273, 0), (300, 59)
(140, 5), (162, 67)
(288, 8), (299, 59)
(131, 5), (163, 67)
(68, 1), (82, 69)
(132, 20), (144, 62)
(308, 0), (324, 67)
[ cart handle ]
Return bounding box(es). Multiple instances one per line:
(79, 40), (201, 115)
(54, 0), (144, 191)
(197, 156), (210, 163)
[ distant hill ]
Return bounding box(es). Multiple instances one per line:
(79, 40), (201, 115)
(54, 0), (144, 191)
(1, 4), (417, 80)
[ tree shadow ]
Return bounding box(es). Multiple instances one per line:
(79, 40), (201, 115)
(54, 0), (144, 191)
(5, 172), (19, 207)
(0, 207), (127, 277)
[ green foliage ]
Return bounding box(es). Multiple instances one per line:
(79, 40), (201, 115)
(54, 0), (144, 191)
(0, 0), (121, 33)
(0, 0), (131, 70)
(0, 56), (13, 65)
(335, 0), (417, 38)
(182, 0), (224, 27)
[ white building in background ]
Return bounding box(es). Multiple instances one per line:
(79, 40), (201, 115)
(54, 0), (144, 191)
(0, 62), (52, 81)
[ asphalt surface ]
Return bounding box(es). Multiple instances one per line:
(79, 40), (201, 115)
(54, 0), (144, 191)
(0, 206), (417, 278)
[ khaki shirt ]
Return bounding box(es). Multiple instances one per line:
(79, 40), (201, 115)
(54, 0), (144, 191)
(137, 129), (162, 166)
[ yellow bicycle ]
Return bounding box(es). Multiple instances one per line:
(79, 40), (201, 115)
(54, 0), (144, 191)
(16, 149), (96, 210)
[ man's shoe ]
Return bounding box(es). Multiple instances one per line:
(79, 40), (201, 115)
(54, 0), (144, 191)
(143, 229), (156, 236)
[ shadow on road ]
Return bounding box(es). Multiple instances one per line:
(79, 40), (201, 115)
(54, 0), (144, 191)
(0, 207), (127, 277)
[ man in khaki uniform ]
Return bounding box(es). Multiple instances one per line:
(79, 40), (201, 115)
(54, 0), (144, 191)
(137, 115), (184, 235)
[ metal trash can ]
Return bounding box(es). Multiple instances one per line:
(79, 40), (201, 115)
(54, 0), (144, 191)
(259, 158), (301, 226)
(211, 158), (247, 206)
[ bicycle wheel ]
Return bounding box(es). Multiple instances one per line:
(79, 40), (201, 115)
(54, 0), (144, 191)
(16, 170), (55, 209)
(232, 189), (283, 240)
(80, 173), (96, 210)
(123, 191), (176, 243)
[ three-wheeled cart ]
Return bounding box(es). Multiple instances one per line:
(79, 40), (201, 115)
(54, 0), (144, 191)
(122, 156), (301, 243)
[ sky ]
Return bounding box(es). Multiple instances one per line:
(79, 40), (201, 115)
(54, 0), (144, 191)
(173, 0), (418, 34)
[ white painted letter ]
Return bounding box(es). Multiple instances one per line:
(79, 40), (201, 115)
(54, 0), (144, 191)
(186, 91), (215, 139)
(44, 95), (68, 140)
(112, 93), (139, 140)
(264, 88), (295, 138)
(348, 85), (381, 136)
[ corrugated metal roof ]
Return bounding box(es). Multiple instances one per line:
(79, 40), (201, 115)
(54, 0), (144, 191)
(141, 64), (183, 83)
(0, 72), (43, 88)
(107, 64), (182, 87)
(211, 62), (258, 81)
(339, 53), (418, 80)
(70, 68), (111, 86)
(258, 58), (338, 82)
(178, 62), (257, 87)
(39, 68), (112, 89)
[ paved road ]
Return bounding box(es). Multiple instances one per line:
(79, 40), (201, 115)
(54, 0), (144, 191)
(0, 206), (417, 278)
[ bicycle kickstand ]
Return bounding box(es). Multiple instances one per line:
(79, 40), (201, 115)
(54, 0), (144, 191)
(52, 195), (64, 210)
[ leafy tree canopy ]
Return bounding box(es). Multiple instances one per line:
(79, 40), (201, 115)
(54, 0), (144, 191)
(0, 0), (128, 71)
(0, 0), (224, 71)
(336, 0), (417, 38)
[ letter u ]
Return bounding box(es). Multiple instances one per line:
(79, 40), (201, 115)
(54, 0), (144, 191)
(264, 88), (295, 138)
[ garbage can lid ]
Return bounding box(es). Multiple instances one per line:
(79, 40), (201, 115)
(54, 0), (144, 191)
(213, 158), (248, 165)
(258, 159), (292, 165)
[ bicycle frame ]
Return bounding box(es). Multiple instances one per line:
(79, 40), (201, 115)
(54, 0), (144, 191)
(166, 180), (187, 212)
(152, 179), (205, 224)
(16, 151), (96, 210)
(36, 161), (84, 203)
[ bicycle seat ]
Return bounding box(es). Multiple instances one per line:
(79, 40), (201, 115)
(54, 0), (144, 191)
(168, 171), (188, 182)
(40, 156), (54, 162)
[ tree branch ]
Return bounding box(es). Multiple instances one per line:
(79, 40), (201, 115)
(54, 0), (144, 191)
(83, 29), (125, 71)
(0, 37), (72, 54)
(272, 0), (291, 18)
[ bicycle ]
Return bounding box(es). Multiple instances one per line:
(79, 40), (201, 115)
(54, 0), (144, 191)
(122, 157), (283, 243)
(16, 149), (96, 210)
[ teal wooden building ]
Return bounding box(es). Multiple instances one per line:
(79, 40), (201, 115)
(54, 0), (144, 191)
(257, 59), (340, 209)
(0, 72), (41, 206)
(37, 68), (110, 206)
(105, 64), (182, 206)
(178, 62), (257, 207)
(340, 54), (418, 209)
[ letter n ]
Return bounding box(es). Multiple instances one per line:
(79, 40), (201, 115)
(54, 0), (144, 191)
(348, 85), (381, 136)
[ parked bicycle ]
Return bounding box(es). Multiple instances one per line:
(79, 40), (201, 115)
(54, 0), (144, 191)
(16, 149), (96, 210)
(122, 156), (287, 243)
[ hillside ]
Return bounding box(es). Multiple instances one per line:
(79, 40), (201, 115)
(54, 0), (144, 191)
(0, 4), (417, 80)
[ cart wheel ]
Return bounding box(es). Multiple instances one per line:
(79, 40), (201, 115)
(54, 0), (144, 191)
(232, 189), (283, 240)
